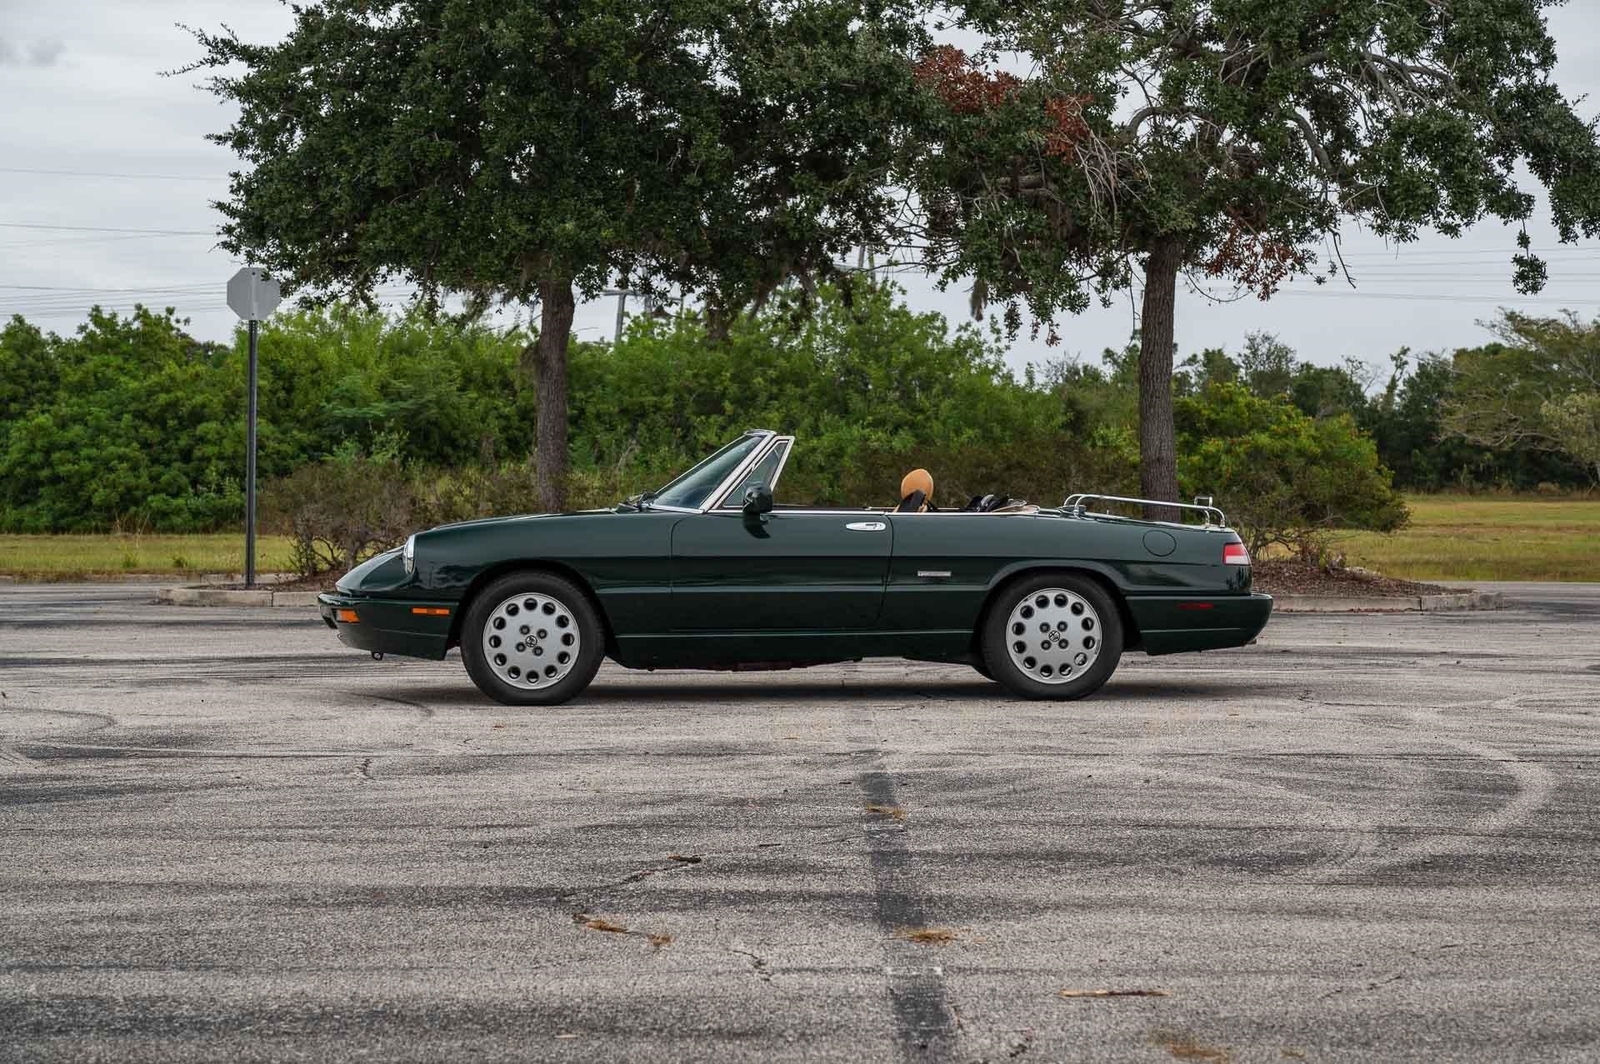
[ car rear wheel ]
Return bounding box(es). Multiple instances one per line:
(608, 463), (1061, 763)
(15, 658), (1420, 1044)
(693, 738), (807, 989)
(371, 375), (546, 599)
(981, 573), (1122, 700)
(461, 571), (604, 706)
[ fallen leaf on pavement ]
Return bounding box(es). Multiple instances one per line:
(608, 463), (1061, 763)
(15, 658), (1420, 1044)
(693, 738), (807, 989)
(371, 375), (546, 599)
(1059, 988), (1169, 999)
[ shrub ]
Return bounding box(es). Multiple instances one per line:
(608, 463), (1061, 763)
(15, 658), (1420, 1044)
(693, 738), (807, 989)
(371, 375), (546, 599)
(1176, 382), (1408, 560)
(263, 456), (416, 576)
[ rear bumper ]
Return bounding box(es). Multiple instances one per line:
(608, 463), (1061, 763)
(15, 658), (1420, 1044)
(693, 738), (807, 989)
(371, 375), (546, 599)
(1126, 592), (1273, 656)
(318, 593), (456, 661)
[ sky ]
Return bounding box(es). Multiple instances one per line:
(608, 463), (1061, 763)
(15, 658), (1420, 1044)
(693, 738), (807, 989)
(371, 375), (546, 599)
(4, 1), (1600, 379)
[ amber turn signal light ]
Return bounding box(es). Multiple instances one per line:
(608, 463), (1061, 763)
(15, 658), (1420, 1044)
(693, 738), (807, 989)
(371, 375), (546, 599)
(410, 607), (451, 616)
(335, 608), (360, 623)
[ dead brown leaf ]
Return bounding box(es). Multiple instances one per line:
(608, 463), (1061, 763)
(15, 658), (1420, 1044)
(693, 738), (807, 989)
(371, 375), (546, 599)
(647, 933), (673, 948)
(864, 803), (907, 821)
(895, 926), (958, 944)
(1058, 988), (1170, 999)
(574, 914), (629, 935)
(1153, 1033), (1230, 1063)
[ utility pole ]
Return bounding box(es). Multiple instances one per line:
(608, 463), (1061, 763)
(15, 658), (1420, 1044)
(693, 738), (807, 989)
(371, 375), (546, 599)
(601, 288), (657, 342)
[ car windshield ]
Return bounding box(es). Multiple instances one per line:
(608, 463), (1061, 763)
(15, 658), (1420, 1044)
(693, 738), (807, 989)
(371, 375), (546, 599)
(648, 433), (767, 510)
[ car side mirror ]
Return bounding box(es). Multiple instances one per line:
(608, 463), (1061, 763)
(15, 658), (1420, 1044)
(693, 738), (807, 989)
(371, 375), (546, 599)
(741, 483), (774, 523)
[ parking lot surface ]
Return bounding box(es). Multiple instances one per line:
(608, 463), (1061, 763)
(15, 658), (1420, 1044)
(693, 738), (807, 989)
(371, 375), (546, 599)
(1, 583), (1597, 1063)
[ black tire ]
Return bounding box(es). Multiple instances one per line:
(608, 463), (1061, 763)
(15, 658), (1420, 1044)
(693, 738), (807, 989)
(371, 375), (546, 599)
(460, 571), (605, 706)
(971, 661), (996, 682)
(981, 572), (1123, 700)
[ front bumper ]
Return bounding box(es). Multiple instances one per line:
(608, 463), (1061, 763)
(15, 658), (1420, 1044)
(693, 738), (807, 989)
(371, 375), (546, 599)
(1126, 592), (1274, 656)
(318, 592), (457, 661)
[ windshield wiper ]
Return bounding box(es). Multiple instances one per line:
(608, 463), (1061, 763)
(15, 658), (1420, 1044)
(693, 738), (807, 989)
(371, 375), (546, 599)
(622, 491), (658, 511)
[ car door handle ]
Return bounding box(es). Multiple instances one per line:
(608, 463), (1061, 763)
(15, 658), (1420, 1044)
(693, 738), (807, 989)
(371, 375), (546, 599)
(845, 521), (887, 532)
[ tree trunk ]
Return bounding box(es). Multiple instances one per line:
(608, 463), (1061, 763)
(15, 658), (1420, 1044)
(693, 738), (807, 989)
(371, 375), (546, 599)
(533, 279), (576, 513)
(1138, 236), (1184, 521)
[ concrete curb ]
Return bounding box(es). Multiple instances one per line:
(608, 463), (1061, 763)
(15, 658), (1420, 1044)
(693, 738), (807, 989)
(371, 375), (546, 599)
(1272, 590), (1506, 613)
(158, 586), (323, 608)
(0, 572), (295, 586)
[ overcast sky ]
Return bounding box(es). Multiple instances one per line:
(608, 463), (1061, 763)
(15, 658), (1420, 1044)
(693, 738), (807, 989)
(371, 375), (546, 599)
(4, 0), (1600, 378)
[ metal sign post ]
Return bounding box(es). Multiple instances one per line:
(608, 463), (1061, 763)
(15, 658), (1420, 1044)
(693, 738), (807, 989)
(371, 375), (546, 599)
(226, 268), (282, 589)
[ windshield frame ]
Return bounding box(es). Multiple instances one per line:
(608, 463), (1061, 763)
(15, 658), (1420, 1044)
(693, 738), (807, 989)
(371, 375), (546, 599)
(646, 430), (776, 512)
(713, 436), (794, 510)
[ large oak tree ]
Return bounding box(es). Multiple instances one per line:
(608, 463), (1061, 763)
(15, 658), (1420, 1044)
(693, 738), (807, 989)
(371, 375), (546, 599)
(906, 0), (1600, 512)
(188, 0), (919, 510)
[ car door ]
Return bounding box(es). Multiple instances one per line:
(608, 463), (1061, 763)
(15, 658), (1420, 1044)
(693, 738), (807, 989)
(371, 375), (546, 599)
(669, 510), (892, 630)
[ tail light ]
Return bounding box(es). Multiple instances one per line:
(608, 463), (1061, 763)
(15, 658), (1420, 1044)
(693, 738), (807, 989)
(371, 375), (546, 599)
(1222, 542), (1250, 566)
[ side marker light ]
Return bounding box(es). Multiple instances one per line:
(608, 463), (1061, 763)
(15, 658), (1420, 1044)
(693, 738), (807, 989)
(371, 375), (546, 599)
(335, 608), (360, 623)
(411, 607), (451, 616)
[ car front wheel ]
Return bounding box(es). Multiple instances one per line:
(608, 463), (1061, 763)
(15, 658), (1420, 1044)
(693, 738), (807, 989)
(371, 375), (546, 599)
(461, 571), (605, 706)
(981, 573), (1123, 700)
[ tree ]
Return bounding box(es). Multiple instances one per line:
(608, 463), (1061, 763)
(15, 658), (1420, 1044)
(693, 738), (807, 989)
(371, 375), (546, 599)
(1444, 311), (1600, 485)
(1177, 382), (1407, 560)
(0, 308), (239, 532)
(904, 0), (1600, 513)
(186, 0), (918, 511)
(1540, 393), (1600, 485)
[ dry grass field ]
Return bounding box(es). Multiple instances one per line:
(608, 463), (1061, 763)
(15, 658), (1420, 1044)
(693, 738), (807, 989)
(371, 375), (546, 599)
(1335, 495), (1599, 582)
(0, 534), (295, 580)
(0, 495), (1594, 582)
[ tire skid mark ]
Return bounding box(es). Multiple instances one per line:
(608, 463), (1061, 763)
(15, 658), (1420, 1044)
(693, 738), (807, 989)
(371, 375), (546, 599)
(16, 743), (456, 760)
(1093, 755), (1377, 881)
(0, 705), (118, 732)
(856, 750), (958, 1064)
(1323, 728), (1558, 882)
(0, 744), (43, 773)
(1103, 702), (1449, 881)
(369, 693), (437, 720)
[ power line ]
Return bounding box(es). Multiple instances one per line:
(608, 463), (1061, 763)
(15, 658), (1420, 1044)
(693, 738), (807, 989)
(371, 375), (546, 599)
(1217, 288), (1600, 305)
(0, 283), (221, 292)
(0, 166), (223, 182)
(0, 233), (220, 251)
(0, 222), (215, 235)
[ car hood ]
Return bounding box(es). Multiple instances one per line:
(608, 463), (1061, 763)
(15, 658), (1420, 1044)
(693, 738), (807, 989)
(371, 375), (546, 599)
(426, 509), (615, 534)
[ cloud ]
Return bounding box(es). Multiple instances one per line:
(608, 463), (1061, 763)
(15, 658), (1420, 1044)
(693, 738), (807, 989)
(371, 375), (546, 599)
(0, 37), (64, 67)
(28, 39), (64, 67)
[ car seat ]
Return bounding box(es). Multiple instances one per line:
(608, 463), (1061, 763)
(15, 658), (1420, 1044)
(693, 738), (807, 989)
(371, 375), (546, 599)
(897, 469), (934, 512)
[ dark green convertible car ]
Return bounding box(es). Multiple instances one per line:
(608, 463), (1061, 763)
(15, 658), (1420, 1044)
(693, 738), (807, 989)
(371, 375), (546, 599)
(319, 430), (1271, 704)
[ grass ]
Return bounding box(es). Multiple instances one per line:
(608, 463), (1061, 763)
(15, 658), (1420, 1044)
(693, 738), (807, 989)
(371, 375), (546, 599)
(1333, 495), (1600, 583)
(1, 493), (1595, 583)
(0, 533), (296, 579)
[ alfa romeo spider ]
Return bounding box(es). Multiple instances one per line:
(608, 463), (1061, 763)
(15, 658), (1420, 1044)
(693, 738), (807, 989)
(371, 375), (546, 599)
(318, 430), (1272, 704)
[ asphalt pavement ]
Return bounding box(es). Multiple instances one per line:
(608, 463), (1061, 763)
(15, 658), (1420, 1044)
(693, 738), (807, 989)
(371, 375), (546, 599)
(1, 582), (1597, 1063)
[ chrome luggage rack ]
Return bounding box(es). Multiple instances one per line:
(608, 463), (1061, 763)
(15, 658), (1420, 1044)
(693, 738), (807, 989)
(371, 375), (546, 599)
(1061, 493), (1227, 529)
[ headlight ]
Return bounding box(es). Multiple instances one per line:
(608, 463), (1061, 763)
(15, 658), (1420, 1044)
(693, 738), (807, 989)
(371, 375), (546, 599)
(402, 534), (416, 574)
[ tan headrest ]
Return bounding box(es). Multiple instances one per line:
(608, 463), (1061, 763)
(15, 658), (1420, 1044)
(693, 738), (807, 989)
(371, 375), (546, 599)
(900, 468), (933, 502)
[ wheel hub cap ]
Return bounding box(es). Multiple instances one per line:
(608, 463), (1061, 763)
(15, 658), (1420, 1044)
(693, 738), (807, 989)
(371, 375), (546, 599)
(1004, 587), (1102, 684)
(482, 592), (580, 689)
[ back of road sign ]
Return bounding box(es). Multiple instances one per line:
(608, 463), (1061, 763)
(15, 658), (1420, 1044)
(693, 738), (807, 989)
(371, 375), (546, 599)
(227, 267), (282, 321)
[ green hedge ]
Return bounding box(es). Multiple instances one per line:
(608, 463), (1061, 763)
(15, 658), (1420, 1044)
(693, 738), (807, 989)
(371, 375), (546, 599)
(2, 284), (1420, 556)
